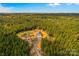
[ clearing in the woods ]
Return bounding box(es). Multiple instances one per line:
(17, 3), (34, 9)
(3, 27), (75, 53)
(17, 28), (48, 55)
(17, 29), (48, 40)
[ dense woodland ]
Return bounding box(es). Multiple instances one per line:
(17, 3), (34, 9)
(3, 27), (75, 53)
(0, 13), (79, 56)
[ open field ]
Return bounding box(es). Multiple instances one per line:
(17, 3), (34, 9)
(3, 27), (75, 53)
(0, 13), (79, 56)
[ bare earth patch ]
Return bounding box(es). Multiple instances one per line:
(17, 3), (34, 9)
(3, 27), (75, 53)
(17, 29), (48, 41)
(16, 29), (48, 56)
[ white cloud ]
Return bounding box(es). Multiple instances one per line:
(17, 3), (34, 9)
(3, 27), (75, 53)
(0, 4), (13, 13)
(74, 3), (79, 5)
(66, 3), (72, 5)
(48, 3), (60, 6)
(66, 3), (79, 5)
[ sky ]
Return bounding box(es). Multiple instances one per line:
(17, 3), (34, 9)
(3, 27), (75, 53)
(0, 3), (79, 13)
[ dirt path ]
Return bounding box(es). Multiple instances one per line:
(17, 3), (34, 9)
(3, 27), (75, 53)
(17, 29), (48, 56)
